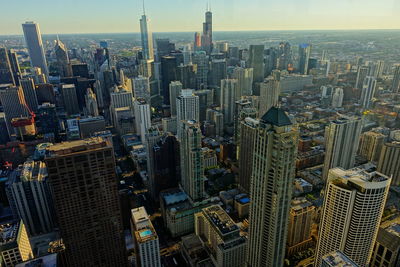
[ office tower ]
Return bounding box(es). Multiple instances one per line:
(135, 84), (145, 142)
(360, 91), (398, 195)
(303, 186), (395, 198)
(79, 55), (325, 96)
(114, 107), (135, 135)
(78, 116), (106, 139)
(277, 42), (292, 70)
(360, 76), (377, 109)
(232, 67), (253, 97)
(194, 205), (247, 267)
(331, 87), (344, 108)
(247, 107), (298, 267)
(0, 86), (30, 136)
(377, 142), (400, 185)
(0, 47), (15, 85)
(7, 49), (21, 85)
(287, 198), (315, 255)
(22, 22), (49, 76)
(201, 9), (213, 54)
(139, 12), (154, 61)
(298, 43), (312, 75)
(183, 44), (192, 65)
(177, 64), (197, 89)
(71, 63), (89, 78)
(54, 38), (70, 77)
(7, 161), (55, 236)
(220, 79), (237, 125)
(161, 56), (177, 104)
(247, 45), (264, 83)
(37, 103), (59, 137)
(209, 59), (227, 87)
(84, 88), (99, 117)
(133, 76), (150, 102)
(0, 221), (33, 266)
(162, 117), (177, 134)
(35, 83), (55, 104)
(391, 64), (400, 93)
(355, 66), (369, 89)
(238, 117), (258, 193)
(145, 126), (162, 199)
(20, 78), (39, 112)
(155, 38), (175, 58)
(134, 98), (151, 141)
(180, 120), (204, 201)
(259, 76), (280, 116)
(151, 133), (180, 197)
(169, 81), (182, 116)
(60, 84), (80, 115)
(194, 89), (213, 122)
(358, 130), (386, 162)
(322, 117), (363, 180)
(314, 167), (390, 266)
(192, 51), (208, 89)
(206, 108), (224, 137)
(234, 98), (257, 145)
(370, 216), (400, 267)
(44, 138), (127, 266)
(321, 251), (359, 267)
(176, 89), (199, 138)
(131, 207), (161, 267)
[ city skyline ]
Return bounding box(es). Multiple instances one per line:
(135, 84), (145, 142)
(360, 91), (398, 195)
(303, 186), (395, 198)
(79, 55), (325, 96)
(1, 0), (400, 35)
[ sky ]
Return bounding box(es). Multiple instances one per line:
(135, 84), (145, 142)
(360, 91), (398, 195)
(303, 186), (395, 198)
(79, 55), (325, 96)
(1, 0), (400, 35)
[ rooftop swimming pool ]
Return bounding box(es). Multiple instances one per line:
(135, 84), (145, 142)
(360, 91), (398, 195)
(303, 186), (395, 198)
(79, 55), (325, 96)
(139, 230), (152, 238)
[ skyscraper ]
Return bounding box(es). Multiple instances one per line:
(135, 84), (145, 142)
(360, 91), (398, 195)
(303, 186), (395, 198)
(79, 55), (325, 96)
(180, 120), (204, 201)
(201, 9), (213, 54)
(247, 107), (299, 267)
(44, 138), (127, 266)
(20, 78), (39, 112)
(22, 22), (49, 76)
(232, 67), (254, 98)
(192, 51), (208, 89)
(377, 141), (400, 186)
(131, 207), (161, 267)
(84, 88), (99, 117)
(209, 59), (227, 88)
(391, 64), (400, 93)
(60, 84), (80, 115)
(54, 37), (70, 77)
(358, 130), (386, 163)
(247, 45), (264, 83)
(331, 87), (344, 108)
(176, 89), (199, 138)
(360, 76), (377, 109)
(161, 55), (177, 104)
(133, 75), (150, 102)
(355, 66), (369, 90)
(322, 117), (363, 180)
(133, 98), (151, 141)
(0, 47), (15, 85)
(169, 81), (182, 116)
(259, 76), (280, 116)
(220, 79), (237, 125)
(139, 12), (154, 61)
(314, 167), (390, 266)
(298, 43), (312, 75)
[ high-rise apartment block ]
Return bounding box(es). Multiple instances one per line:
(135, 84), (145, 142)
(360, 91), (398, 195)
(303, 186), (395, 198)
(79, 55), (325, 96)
(377, 141), (400, 185)
(322, 117), (363, 180)
(44, 138), (127, 266)
(194, 205), (247, 267)
(131, 207), (161, 267)
(247, 107), (298, 267)
(358, 130), (386, 162)
(315, 167), (391, 266)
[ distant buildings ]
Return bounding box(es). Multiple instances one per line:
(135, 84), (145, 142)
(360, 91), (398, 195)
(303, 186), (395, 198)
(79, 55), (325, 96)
(298, 44), (312, 75)
(360, 76), (377, 109)
(247, 45), (264, 83)
(315, 167), (391, 266)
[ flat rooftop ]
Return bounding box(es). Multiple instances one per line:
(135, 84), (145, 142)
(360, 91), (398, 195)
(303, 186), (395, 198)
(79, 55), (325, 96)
(322, 250), (359, 266)
(45, 137), (109, 157)
(329, 167), (390, 190)
(203, 205), (238, 236)
(0, 222), (19, 245)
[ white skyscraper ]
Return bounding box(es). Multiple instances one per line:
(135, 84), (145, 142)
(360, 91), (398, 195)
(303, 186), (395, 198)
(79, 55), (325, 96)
(331, 87), (344, 108)
(140, 12), (154, 61)
(176, 89), (199, 139)
(259, 76), (280, 116)
(134, 98), (151, 142)
(131, 207), (161, 267)
(232, 67), (254, 97)
(315, 167), (391, 267)
(322, 117), (363, 180)
(360, 76), (377, 109)
(220, 79), (237, 125)
(169, 81), (183, 116)
(133, 75), (150, 102)
(22, 22), (49, 76)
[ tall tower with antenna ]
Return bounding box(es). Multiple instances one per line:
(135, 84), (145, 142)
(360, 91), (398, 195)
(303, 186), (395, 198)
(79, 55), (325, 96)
(139, 0), (154, 61)
(201, 2), (213, 54)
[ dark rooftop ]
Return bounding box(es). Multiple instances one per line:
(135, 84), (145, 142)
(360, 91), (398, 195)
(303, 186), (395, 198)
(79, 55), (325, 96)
(261, 107), (292, 126)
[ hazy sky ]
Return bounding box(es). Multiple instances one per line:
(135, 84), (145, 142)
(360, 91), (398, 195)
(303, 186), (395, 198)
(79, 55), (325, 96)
(1, 0), (400, 35)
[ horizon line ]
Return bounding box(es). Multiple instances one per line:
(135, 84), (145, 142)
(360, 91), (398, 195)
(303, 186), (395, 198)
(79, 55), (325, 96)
(1, 28), (400, 37)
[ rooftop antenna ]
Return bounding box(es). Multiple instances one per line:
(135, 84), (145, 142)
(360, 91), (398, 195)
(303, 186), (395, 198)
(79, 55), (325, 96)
(56, 34), (60, 42)
(142, 0), (146, 15)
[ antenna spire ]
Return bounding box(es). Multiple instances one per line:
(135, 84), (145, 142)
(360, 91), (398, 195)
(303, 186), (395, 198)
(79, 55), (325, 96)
(142, 0), (146, 15)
